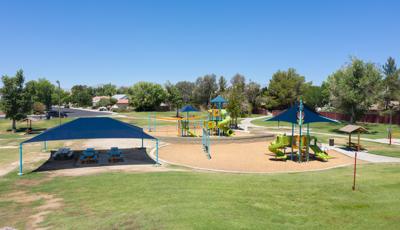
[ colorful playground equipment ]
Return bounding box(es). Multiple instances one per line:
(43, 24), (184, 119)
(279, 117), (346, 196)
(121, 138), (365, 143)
(265, 99), (338, 162)
(205, 96), (234, 136)
(178, 105), (201, 137)
(268, 134), (331, 161)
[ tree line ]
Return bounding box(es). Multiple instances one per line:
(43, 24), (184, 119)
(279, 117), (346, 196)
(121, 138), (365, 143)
(1, 56), (399, 130)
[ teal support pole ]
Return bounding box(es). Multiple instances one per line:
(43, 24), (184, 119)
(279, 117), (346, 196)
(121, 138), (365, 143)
(141, 138), (144, 148)
(155, 139), (159, 164)
(18, 144), (23, 176)
(154, 112), (156, 132)
(291, 123), (294, 161)
(298, 99), (304, 163)
(43, 141), (47, 152)
(306, 123), (310, 162)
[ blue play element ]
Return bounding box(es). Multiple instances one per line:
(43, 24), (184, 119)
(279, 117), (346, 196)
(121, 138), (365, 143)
(180, 105), (199, 113)
(265, 102), (339, 124)
(210, 95), (227, 104)
(22, 117), (156, 144)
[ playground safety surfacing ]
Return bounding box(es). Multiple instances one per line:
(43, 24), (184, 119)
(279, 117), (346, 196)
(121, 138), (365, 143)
(158, 140), (359, 173)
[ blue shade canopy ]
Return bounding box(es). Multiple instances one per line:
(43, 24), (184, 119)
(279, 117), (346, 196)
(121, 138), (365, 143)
(265, 103), (339, 124)
(23, 117), (155, 144)
(211, 95), (227, 104)
(180, 105), (198, 112)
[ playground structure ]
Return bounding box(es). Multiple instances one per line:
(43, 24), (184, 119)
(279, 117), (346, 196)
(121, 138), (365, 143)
(147, 96), (234, 138)
(265, 99), (338, 162)
(204, 96), (234, 136)
(268, 134), (331, 162)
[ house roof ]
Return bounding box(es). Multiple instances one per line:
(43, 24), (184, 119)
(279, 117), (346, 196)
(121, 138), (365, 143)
(112, 94), (128, 100)
(22, 117), (155, 144)
(117, 99), (129, 104)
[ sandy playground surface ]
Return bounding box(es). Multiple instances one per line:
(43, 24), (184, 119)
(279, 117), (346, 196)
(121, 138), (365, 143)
(158, 140), (359, 173)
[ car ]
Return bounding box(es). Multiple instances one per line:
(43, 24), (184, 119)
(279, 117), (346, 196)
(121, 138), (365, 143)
(98, 107), (108, 111)
(46, 110), (68, 119)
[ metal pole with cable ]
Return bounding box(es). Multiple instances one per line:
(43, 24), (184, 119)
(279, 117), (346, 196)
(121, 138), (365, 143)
(56, 80), (61, 126)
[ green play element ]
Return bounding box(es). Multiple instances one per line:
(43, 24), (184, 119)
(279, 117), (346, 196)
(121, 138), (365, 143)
(268, 135), (331, 161)
(268, 135), (292, 160)
(217, 114), (233, 136)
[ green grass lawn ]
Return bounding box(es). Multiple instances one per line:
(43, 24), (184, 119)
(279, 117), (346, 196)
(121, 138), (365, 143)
(1, 164), (400, 229)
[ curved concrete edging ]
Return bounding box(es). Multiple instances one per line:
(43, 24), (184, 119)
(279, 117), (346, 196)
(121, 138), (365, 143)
(148, 143), (360, 175)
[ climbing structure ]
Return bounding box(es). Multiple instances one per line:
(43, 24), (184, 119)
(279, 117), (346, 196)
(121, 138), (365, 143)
(205, 95), (234, 136)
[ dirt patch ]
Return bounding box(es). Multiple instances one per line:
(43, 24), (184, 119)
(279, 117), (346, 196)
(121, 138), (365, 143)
(2, 190), (63, 230)
(158, 141), (361, 173)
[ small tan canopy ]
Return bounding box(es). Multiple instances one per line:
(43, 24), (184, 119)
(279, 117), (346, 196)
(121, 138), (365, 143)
(339, 125), (368, 151)
(339, 125), (368, 134)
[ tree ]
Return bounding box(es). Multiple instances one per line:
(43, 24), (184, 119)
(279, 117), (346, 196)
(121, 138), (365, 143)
(117, 86), (130, 94)
(303, 85), (329, 110)
(165, 81), (183, 117)
(32, 102), (46, 114)
(175, 81), (195, 104)
(226, 84), (248, 128)
(231, 74), (246, 91)
(382, 57), (400, 110)
(36, 79), (55, 110)
(326, 58), (383, 123)
(97, 97), (117, 108)
(265, 68), (309, 109)
(70, 85), (93, 107)
(193, 74), (218, 106)
(218, 76), (227, 93)
(95, 83), (117, 97)
(245, 81), (261, 110)
(129, 82), (166, 111)
(0, 70), (32, 131)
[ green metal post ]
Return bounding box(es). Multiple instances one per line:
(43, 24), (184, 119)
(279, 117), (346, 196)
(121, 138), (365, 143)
(298, 100), (303, 163)
(291, 123), (294, 161)
(43, 141), (47, 152)
(306, 123), (310, 162)
(18, 144), (23, 176)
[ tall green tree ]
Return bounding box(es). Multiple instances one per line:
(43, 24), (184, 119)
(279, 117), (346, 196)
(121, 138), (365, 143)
(165, 81), (183, 116)
(193, 74), (218, 106)
(382, 57), (400, 109)
(25, 78), (55, 110)
(327, 58), (383, 123)
(303, 85), (329, 110)
(218, 76), (227, 93)
(95, 83), (117, 97)
(175, 81), (195, 104)
(70, 85), (93, 107)
(129, 82), (166, 111)
(265, 68), (309, 109)
(0, 70), (32, 131)
(245, 81), (261, 110)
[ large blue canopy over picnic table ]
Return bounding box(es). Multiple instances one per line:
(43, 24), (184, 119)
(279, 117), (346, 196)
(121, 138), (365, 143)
(18, 117), (158, 175)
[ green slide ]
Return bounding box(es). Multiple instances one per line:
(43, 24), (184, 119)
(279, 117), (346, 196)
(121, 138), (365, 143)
(268, 135), (291, 160)
(309, 145), (331, 162)
(218, 110), (234, 136)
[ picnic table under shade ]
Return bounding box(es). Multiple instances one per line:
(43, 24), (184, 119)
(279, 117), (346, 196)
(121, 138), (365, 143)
(339, 125), (368, 151)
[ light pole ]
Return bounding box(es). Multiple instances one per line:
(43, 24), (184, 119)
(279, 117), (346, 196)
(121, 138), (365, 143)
(56, 80), (61, 126)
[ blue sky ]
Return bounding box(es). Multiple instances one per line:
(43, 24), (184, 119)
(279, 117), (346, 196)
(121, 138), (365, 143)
(1, 0), (399, 89)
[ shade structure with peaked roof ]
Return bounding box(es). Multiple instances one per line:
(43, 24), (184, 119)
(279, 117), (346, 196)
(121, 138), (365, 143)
(180, 105), (198, 113)
(265, 101), (339, 162)
(18, 117), (159, 175)
(211, 95), (227, 104)
(265, 103), (338, 124)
